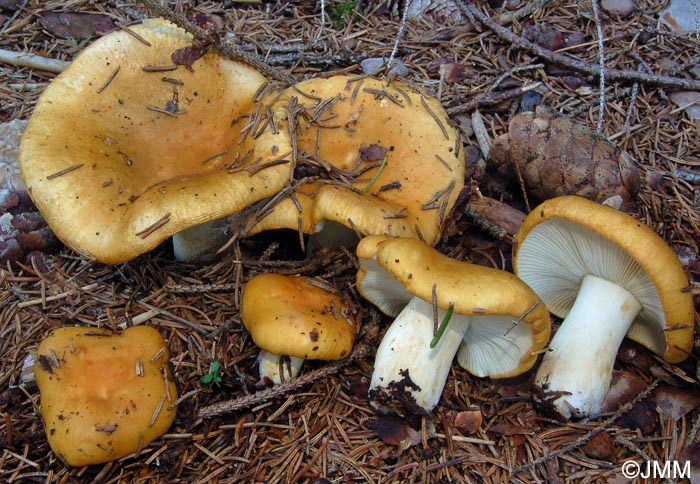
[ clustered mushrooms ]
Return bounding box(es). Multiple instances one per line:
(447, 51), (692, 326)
(19, 18), (292, 263)
(245, 75), (465, 249)
(34, 326), (178, 467)
(513, 195), (694, 419)
(357, 235), (551, 415)
(241, 273), (357, 384)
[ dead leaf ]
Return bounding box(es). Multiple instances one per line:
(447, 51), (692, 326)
(439, 62), (467, 85)
(359, 144), (387, 162)
(453, 408), (482, 433)
(615, 398), (658, 435)
(655, 385), (700, 421)
(171, 45), (208, 69)
(40, 12), (115, 40)
(365, 415), (421, 450)
(582, 431), (617, 463)
(600, 370), (648, 413)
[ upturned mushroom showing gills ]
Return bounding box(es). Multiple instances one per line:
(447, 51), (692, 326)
(357, 235), (550, 415)
(244, 75), (465, 248)
(241, 273), (357, 384)
(19, 18), (292, 263)
(34, 326), (178, 467)
(513, 195), (695, 419)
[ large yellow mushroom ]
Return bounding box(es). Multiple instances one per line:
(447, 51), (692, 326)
(356, 235), (551, 415)
(244, 75), (465, 248)
(34, 326), (178, 466)
(19, 18), (292, 263)
(513, 196), (695, 419)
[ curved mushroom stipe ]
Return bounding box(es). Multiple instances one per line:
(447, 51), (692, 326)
(514, 195), (695, 419)
(357, 235), (551, 415)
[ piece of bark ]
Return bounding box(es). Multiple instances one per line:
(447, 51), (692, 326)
(464, 195), (526, 240)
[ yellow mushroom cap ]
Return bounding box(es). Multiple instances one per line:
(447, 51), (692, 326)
(513, 195), (695, 364)
(34, 326), (178, 467)
(246, 75), (465, 246)
(357, 235), (551, 378)
(19, 18), (291, 263)
(241, 273), (357, 360)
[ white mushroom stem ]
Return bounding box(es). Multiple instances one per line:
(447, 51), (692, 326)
(172, 217), (231, 262)
(534, 274), (642, 419)
(257, 350), (304, 385)
(369, 296), (470, 415)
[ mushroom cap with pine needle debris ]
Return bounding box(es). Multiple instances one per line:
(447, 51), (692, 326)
(357, 234), (552, 378)
(241, 273), (357, 361)
(34, 326), (178, 467)
(19, 18), (292, 264)
(356, 235), (551, 415)
(244, 75), (466, 246)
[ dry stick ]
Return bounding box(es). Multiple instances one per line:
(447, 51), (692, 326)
(591, 0), (606, 134)
(458, 1), (700, 91)
(0, 48), (70, 73)
(447, 83), (540, 115)
(138, 0), (294, 85)
(197, 341), (371, 418)
(512, 380), (660, 475)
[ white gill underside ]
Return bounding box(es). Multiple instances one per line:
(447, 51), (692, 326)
(456, 313), (534, 377)
(515, 217), (666, 355)
(358, 257), (414, 317)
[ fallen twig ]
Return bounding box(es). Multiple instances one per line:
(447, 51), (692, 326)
(197, 341), (371, 418)
(458, 1), (700, 91)
(513, 380), (660, 475)
(447, 83), (541, 115)
(139, 0), (295, 85)
(0, 48), (70, 73)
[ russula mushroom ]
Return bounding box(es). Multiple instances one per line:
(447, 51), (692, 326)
(513, 195), (695, 419)
(19, 18), (292, 263)
(34, 326), (178, 466)
(243, 75), (465, 248)
(357, 235), (551, 415)
(241, 273), (357, 384)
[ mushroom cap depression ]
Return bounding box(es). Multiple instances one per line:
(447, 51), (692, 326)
(241, 273), (357, 360)
(34, 326), (178, 467)
(357, 235), (551, 378)
(513, 195), (694, 363)
(245, 75), (465, 246)
(19, 18), (291, 263)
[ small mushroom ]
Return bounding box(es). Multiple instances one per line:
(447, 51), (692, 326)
(33, 326), (178, 466)
(241, 273), (357, 384)
(19, 18), (292, 263)
(513, 195), (695, 419)
(357, 235), (551, 415)
(245, 75), (465, 248)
